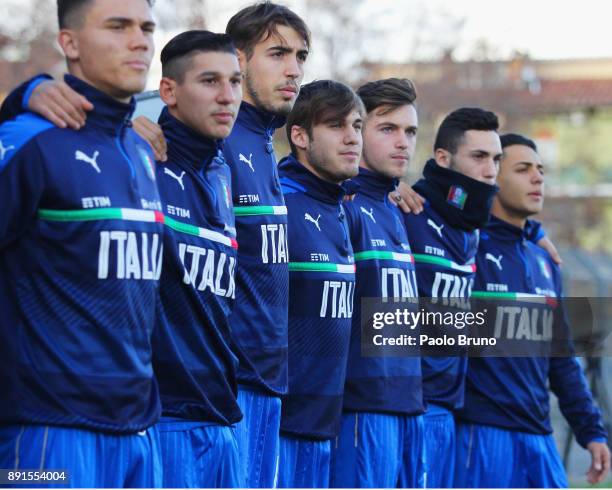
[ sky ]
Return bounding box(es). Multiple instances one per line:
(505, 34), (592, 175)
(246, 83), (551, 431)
(3, 0), (611, 87)
(199, 0), (612, 61)
(416, 0), (612, 61)
(142, 0), (612, 88)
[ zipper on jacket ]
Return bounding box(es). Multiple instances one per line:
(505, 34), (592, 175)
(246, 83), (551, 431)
(267, 129), (283, 196)
(338, 203), (350, 250)
(516, 241), (534, 290)
(199, 163), (218, 207)
(265, 128), (275, 154)
(115, 118), (136, 180)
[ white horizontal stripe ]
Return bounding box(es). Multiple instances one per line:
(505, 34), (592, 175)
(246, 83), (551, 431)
(120, 209), (157, 222)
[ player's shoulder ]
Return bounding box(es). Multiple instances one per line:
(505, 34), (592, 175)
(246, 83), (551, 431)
(341, 194), (359, 214)
(223, 122), (255, 156)
(341, 197), (361, 232)
(280, 175), (306, 199)
(155, 159), (185, 185)
(0, 113), (56, 168)
(524, 239), (562, 296)
(404, 199), (435, 224)
(404, 201), (446, 235)
(526, 239), (560, 277)
(526, 238), (554, 262)
(128, 127), (155, 153)
(0, 112), (56, 139)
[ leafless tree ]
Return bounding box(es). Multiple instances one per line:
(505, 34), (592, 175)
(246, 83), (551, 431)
(153, 0), (243, 32)
(0, 0), (56, 60)
(304, 0), (373, 83)
(0, 0), (62, 93)
(154, 0), (209, 30)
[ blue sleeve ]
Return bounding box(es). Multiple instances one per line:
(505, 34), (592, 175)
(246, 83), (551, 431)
(0, 141), (46, 249)
(0, 74), (52, 124)
(549, 356), (607, 447)
(0, 114), (54, 248)
(525, 219), (546, 243)
(548, 266), (608, 448)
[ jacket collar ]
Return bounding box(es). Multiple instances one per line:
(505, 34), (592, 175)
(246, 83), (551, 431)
(236, 101), (286, 136)
(354, 167), (397, 201)
(158, 107), (221, 170)
(278, 153), (349, 204)
(64, 74), (135, 134)
(413, 159), (499, 231)
(483, 215), (530, 242)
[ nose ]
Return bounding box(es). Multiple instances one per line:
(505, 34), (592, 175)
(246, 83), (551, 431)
(482, 158), (498, 183)
(217, 80), (237, 105)
(531, 167), (544, 185)
(284, 55), (302, 81)
(396, 132), (409, 150)
(343, 125), (361, 147)
(130, 26), (151, 52)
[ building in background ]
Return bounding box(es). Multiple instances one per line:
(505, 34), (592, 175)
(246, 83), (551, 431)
(363, 53), (612, 255)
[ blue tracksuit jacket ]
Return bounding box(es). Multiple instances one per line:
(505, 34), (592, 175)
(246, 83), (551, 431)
(456, 216), (607, 448)
(0, 75), (162, 433)
(278, 155), (356, 440)
(1, 86), (291, 397)
(153, 107), (241, 425)
(223, 102), (289, 396)
(405, 199), (478, 409)
(342, 167), (423, 415)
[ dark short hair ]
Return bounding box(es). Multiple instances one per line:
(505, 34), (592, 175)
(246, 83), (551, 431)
(58, 0), (154, 29)
(226, 2), (310, 59)
(161, 30), (236, 83)
(286, 80), (365, 155)
(357, 78), (417, 115)
(500, 133), (538, 152)
(434, 107), (499, 154)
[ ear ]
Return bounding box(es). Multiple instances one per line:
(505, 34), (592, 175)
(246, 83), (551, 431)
(290, 125), (309, 151)
(434, 148), (451, 168)
(58, 29), (79, 63)
(235, 48), (248, 73)
(159, 77), (177, 107)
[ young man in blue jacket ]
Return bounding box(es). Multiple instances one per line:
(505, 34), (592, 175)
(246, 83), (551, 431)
(4, 4), (312, 486)
(403, 107), (501, 487)
(330, 78), (425, 488)
(0, 0), (163, 486)
(223, 7), (311, 486)
(277, 80), (364, 488)
(152, 30), (244, 488)
(454, 133), (610, 487)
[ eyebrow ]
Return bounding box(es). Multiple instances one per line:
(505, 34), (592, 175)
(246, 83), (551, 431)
(378, 122), (417, 130)
(197, 71), (242, 77)
(267, 45), (292, 53)
(267, 45), (309, 56)
(104, 17), (156, 28)
(515, 161), (543, 168)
